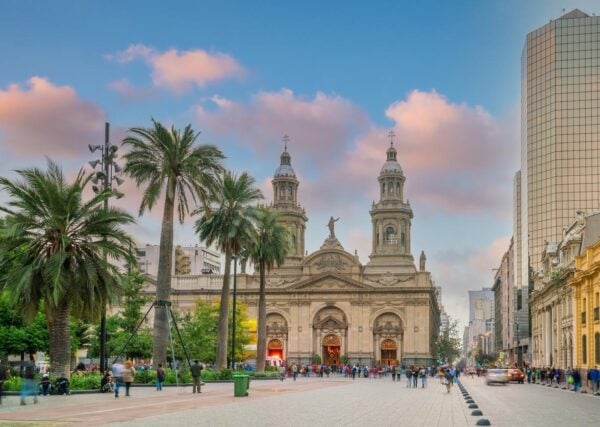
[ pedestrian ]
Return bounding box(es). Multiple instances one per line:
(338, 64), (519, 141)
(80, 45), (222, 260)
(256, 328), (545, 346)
(191, 360), (203, 394)
(112, 361), (124, 398)
(121, 360), (135, 397)
(590, 366), (600, 395)
(526, 367), (532, 383)
(412, 367), (418, 388)
(351, 365), (356, 380)
(156, 363), (166, 391)
(279, 365), (286, 381)
(391, 365), (397, 382)
(443, 369), (452, 393)
(19, 359), (38, 405)
(572, 369), (581, 392)
(0, 363), (8, 405)
(39, 374), (51, 396)
(292, 364), (298, 381)
(419, 367), (426, 388)
(406, 367), (412, 388)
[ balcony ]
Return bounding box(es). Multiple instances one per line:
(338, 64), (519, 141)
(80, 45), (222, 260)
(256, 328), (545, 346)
(594, 307), (599, 322)
(581, 311), (586, 325)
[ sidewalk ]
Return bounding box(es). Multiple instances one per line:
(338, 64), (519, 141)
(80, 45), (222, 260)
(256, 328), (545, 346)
(1, 376), (483, 426)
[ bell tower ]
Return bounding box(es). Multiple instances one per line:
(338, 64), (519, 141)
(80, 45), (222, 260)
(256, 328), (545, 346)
(272, 135), (308, 264)
(365, 131), (415, 274)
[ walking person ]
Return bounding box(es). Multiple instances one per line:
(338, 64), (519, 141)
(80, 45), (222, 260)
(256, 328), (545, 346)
(122, 360), (136, 397)
(419, 367), (426, 388)
(191, 360), (203, 394)
(0, 363), (8, 405)
(112, 361), (124, 398)
(412, 367), (418, 388)
(279, 365), (286, 381)
(590, 366), (600, 395)
(391, 365), (397, 382)
(406, 367), (412, 388)
(443, 369), (452, 393)
(20, 359), (38, 405)
(156, 363), (166, 391)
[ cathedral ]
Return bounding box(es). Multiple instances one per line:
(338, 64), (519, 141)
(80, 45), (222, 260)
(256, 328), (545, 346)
(146, 138), (441, 367)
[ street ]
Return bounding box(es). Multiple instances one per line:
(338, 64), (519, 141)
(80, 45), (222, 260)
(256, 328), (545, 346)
(1, 375), (599, 426)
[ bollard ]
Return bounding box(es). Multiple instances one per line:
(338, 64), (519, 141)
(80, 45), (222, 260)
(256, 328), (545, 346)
(471, 410), (483, 416)
(466, 399), (475, 404)
(476, 419), (491, 426)
(468, 404), (478, 409)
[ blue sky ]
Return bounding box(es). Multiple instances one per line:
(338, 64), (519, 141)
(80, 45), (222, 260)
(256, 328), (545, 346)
(1, 0), (597, 328)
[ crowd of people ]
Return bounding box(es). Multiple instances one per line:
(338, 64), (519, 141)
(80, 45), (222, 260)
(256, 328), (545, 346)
(524, 366), (600, 395)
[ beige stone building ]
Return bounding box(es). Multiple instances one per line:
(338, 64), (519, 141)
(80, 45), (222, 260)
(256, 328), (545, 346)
(143, 141), (440, 366)
(530, 212), (600, 369)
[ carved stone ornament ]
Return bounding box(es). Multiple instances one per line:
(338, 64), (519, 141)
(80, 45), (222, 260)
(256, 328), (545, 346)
(364, 272), (412, 287)
(267, 273), (299, 287)
(314, 254), (347, 271)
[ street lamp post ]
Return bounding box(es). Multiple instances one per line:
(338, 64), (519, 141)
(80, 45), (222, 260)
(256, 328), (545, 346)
(230, 255), (238, 370)
(516, 322), (521, 369)
(89, 122), (124, 373)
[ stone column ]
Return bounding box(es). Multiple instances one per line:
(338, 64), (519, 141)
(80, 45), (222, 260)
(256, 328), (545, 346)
(545, 307), (552, 366)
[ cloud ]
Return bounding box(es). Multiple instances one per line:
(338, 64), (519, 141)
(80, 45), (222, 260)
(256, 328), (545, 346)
(107, 78), (154, 102)
(196, 88), (368, 163)
(107, 44), (244, 93)
(0, 77), (104, 158)
(342, 90), (519, 215)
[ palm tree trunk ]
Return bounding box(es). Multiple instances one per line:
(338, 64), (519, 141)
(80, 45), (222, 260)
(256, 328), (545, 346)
(152, 176), (176, 368)
(215, 250), (232, 369)
(48, 299), (71, 376)
(256, 260), (267, 373)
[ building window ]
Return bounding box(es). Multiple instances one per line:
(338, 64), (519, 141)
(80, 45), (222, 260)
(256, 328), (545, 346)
(385, 226), (397, 245)
(382, 183), (386, 195)
(396, 182), (400, 195)
(291, 234), (296, 249)
(582, 335), (587, 365)
(517, 289), (523, 310)
(596, 333), (600, 365)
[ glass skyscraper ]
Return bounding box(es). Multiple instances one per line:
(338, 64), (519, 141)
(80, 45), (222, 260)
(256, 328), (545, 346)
(517, 9), (600, 289)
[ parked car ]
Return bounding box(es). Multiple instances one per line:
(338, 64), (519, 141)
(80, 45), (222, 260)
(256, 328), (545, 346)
(485, 369), (509, 385)
(507, 368), (525, 383)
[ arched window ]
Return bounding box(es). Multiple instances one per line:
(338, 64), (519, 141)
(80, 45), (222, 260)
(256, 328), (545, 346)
(396, 182), (400, 195)
(595, 332), (600, 364)
(388, 182), (393, 194)
(582, 335), (587, 364)
(279, 185), (285, 198)
(288, 185), (293, 198)
(385, 226), (397, 245)
(382, 183), (386, 195)
(291, 234), (296, 249)
(401, 232), (405, 246)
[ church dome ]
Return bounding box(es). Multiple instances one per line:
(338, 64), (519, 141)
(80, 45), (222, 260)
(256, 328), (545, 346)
(380, 144), (403, 175)
(274, 149), (296, 177)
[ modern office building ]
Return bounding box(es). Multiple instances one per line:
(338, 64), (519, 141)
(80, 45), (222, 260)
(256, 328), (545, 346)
(492, 239), (516, 366)
(135, 244), (221, 276)
(467, 288), (495, 360)
(515, 8), (600, 364)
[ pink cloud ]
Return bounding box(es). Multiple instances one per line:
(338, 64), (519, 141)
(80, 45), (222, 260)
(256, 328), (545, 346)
(0, 77), (105, 158)
(107, 78), (154, 102)
(107, 44), (244, 93)
(196, 89), (368, 163)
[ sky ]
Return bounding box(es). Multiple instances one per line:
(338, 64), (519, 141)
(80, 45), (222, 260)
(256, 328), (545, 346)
(1, 0), (598, 330)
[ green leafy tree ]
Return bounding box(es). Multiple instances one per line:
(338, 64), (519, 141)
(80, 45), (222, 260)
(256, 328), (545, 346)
(0, 294), (49, 360)
(175, 299), (250, 365)
(435, 320), (462, 365)
(195, 172), (262, 369)
(89, 271), (153, 361)
(248, 208), (288, 373)
(0, 161), (134, 375)
(122, 120), (224, 367)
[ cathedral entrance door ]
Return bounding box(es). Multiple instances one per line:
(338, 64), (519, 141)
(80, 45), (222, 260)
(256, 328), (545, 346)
(267, 339), (284, 361)
(322, 335), (341, 366)
(381, 339), (398, 366)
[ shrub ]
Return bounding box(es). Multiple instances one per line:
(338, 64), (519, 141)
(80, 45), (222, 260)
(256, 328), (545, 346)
(200, 369), (219, 381)
(218, 368), (233, 380)
(265, 365), (279, 372)
(69, 372), (101, 390)
(3, 376), (21, 391)
(134, 369), (157, 384)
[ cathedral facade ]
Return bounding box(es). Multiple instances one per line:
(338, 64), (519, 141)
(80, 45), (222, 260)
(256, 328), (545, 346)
(145, 140), (440, 367)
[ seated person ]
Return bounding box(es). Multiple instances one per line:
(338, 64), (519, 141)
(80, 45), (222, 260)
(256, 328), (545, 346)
(100, 371), (112, 392)
(56, 374), (70, 395)
(39, 374), (52, 395)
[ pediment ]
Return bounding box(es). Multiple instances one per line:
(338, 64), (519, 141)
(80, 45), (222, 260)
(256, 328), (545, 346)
(303, 249), (361, 273)
(288, 273), (374, 292)
(314, 315), (347, 329)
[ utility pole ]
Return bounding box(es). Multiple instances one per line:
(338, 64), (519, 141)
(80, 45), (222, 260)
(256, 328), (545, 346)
(89, 122), (124, 373)
(231, 256), (238, 369)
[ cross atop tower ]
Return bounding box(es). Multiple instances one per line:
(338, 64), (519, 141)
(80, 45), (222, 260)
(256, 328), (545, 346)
(283, 134), (290, 151)
(387, 130), (396, 147)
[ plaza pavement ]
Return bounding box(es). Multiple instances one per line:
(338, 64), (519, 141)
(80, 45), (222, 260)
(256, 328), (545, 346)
(1, 374), (599, 426)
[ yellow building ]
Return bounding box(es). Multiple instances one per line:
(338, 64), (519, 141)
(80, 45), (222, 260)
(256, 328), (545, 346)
(571, 239), (600, 372)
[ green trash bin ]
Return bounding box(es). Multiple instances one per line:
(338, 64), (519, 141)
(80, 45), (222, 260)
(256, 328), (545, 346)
(233, 374), (249, 397)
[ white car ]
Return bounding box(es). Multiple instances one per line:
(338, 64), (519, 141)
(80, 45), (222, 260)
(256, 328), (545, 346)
(485, 369), (509, 385)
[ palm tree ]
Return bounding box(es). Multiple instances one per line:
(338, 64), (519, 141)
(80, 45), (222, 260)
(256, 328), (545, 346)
(0, 160), (134, 375)
(248, 207), (288, 373)
(122, 120), (224, 367)
(195, 172), (262, 369)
